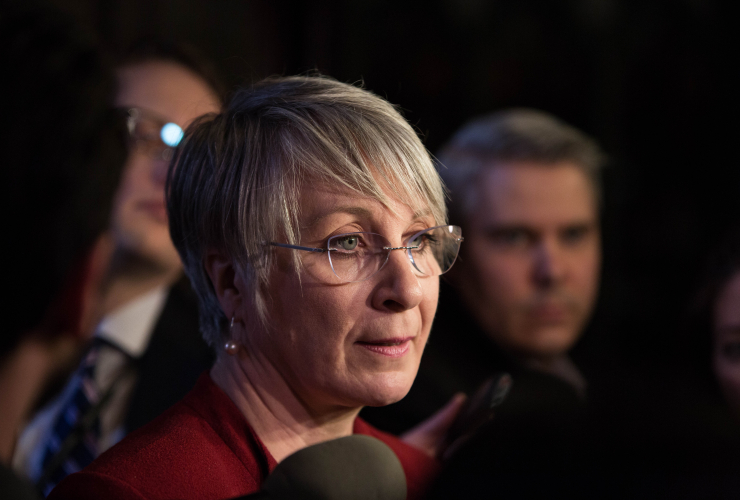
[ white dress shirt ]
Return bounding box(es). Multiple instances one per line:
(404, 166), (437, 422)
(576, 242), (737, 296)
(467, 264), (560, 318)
(12, 286), (168, 480)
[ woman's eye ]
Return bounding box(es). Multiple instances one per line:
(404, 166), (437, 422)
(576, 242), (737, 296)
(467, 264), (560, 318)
(337, 236), (359, 251)
(409, 233), (437, 252)
(409, 234), (425, 247)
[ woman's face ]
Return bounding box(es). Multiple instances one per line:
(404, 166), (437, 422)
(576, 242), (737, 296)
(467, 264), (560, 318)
(245, 181), (439, 412)
(713, 271), (740, 416)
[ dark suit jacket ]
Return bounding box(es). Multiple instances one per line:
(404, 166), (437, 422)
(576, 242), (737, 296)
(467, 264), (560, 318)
(49, 374), (440, 500)
(125, 276), (215, 433)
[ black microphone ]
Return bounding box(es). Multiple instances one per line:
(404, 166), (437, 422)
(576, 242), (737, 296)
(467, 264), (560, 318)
(232, 435), (406, 500)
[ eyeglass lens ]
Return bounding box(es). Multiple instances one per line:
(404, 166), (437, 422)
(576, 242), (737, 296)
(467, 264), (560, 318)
(126, 109), (183, 161)
(326, 225), (462, 283)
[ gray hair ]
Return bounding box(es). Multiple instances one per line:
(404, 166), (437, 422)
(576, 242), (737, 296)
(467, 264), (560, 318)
(436, 109), (605, 221)
(167, 76), (446, 347)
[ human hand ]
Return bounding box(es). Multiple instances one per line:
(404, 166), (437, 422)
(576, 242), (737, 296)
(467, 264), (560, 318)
(400, 393), (467, 459)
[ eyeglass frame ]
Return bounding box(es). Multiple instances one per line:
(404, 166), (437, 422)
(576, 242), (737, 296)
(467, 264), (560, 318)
(269, 224), (463, 283)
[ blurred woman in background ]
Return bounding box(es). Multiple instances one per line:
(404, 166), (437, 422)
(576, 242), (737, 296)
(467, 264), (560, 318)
(694, 227), (740, 418)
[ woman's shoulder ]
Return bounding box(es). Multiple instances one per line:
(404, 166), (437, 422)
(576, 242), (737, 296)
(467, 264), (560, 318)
(47, 469), (147, 500)
(353, 417), (441, 500)
(48, 373), (270, 500)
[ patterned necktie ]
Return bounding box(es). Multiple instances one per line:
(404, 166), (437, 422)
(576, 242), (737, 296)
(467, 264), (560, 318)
(37, 341), (103, 496)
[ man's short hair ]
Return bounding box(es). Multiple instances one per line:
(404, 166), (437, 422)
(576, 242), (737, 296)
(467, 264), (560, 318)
(0, 4), (128, 359)
(167, 75), (446, 346)
(436, 109), (605, 221)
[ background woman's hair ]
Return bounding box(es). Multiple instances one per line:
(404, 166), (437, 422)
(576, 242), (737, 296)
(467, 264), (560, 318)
(114, 38), (227, 103)
(167, 75), (446, 347)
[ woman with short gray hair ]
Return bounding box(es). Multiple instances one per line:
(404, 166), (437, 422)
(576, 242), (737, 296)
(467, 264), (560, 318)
(49, 75), (463, 500)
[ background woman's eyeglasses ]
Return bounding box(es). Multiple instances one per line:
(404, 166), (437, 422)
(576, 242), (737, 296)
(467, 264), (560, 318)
(123, 107), (184, 161)
(270, 225), (463, 283)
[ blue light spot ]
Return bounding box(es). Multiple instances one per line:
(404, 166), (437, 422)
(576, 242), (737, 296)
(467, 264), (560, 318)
(161, 123), (184, 147)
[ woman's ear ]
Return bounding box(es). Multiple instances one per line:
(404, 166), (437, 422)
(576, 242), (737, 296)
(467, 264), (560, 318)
(204, 249), (244, 320)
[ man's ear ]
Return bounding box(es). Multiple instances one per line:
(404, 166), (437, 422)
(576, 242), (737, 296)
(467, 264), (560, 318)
(204, 249), (243, 320)
(43, 232), (115, 340)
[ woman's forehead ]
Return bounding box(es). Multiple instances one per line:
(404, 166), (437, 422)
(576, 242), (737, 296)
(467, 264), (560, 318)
(298, 181), (432, 229)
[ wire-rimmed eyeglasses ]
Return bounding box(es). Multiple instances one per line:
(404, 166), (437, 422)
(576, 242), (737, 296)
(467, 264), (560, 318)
(123, 107), (184, 161)
(269, 225), (463, 284)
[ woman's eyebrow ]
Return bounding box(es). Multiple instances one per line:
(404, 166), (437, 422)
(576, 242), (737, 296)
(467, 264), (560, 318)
(303, 206), (432, 229)
(413, 207), (433, 220)
(302, 206), (374, 228)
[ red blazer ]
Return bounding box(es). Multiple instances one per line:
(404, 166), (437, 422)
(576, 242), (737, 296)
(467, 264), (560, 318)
(48, 373), (439, 500)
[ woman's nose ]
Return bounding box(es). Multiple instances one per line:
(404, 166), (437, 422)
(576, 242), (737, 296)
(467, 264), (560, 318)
(371, 248), (424, 312)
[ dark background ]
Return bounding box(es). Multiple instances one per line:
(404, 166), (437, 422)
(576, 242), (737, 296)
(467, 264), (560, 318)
(45, 0), (738, 378)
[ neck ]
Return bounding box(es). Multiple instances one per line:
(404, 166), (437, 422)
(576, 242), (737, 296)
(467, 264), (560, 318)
(102, 249), (181, 314)
(210, 352), (359, 463)
(0, 337), (67, 465)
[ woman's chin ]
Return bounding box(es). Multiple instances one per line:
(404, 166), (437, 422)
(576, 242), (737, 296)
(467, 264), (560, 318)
(355, 372), (415, 408)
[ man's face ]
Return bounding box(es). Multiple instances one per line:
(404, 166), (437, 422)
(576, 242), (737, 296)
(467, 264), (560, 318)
(111, 61), (220, 271)
(456, 161), (601, 361)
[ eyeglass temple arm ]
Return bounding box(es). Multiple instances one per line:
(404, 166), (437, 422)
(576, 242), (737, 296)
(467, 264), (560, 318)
(269, 242), (325, 253)
(383, 245), (419, 251)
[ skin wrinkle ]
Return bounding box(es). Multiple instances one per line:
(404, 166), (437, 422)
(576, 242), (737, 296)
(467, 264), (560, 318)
(285, 180), (434, 294)
(216, 349), (356, 452)
(297, 184), (434, 236)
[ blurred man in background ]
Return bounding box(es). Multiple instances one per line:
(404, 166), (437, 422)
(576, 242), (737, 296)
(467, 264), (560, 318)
(0, 3), (128, 498)
(13, 41), (222, 494)
(436, 108), (602, 393)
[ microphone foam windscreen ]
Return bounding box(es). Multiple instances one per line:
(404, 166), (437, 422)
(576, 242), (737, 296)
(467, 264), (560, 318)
(263, 435), (406, 500)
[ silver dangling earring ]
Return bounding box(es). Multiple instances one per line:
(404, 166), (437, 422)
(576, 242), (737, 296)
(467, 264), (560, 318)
(224, 341), (239, 355)
(224, 316), (239, 355)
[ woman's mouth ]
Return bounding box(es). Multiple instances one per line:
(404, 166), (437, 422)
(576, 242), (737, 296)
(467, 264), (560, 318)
(356, 338), (412, 358)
